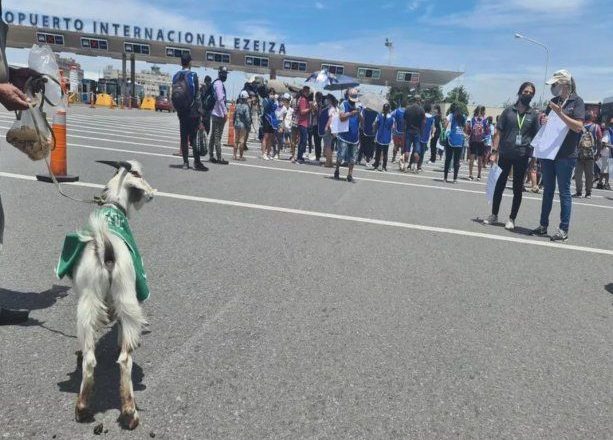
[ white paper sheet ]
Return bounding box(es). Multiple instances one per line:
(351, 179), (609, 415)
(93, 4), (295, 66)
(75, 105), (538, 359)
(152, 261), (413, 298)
(330, 113), (348, 134)
(531, 111), (569, 160)
(486, 165), (502, 204)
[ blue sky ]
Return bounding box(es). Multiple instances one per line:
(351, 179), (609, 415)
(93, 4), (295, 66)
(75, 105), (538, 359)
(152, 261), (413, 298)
(6, 0), (613, 105)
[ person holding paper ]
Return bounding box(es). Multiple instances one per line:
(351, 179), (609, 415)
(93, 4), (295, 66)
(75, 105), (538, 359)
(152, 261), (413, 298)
(531, 70), (585, 242)
(484, 82), (540, 230)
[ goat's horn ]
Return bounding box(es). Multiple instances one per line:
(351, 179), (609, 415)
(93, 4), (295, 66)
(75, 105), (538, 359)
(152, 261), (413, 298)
(96, 160), (133, 172)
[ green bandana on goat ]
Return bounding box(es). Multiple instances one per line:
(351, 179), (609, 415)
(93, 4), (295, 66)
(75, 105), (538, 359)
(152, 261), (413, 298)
(56, 206), (150, 302)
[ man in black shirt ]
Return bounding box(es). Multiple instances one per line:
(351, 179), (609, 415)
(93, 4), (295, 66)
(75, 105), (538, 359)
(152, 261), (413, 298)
(402, 95), (425, 172)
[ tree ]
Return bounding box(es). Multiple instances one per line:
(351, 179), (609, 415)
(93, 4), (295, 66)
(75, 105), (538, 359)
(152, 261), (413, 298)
(444, 85), (470, 105)
(387, 84), (444, 109)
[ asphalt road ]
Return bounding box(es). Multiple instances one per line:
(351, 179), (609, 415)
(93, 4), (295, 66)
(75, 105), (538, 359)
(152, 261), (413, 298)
(0, 105), (611, 440)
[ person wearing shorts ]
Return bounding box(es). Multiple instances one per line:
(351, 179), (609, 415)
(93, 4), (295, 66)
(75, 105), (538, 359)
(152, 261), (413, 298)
(467, 106), (488, 180)
(333, 88), (361, 182)
(391, 102), (405, 163)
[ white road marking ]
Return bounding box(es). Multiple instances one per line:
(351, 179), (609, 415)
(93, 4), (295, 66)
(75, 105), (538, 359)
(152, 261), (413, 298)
(1, 170), (612, 256)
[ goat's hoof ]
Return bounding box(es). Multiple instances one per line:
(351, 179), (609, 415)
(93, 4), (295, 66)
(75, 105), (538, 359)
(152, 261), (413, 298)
(119, 410), (139, 430)
(75, 405), (94, 423)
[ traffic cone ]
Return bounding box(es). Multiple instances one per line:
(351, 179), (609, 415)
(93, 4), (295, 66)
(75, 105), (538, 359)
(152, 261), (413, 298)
(36, 108), (79, 183)
(224, 103), (235, 146)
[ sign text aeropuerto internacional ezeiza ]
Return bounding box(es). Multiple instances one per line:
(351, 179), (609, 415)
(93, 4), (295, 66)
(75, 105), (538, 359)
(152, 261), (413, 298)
(3, 10), (287, 54)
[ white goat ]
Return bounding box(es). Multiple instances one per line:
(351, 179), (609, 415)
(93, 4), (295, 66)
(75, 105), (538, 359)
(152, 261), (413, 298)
(61, 160), (154, 430)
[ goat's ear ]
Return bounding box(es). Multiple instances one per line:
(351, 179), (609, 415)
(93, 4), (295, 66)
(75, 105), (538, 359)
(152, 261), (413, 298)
(96, 160), (133, 172)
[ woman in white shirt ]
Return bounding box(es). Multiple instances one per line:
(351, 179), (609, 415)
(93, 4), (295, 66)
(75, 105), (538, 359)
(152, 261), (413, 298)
(597, 116), (613, 189)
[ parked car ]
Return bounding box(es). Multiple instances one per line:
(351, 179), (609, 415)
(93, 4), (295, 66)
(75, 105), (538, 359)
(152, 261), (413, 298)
(155, 96), (174, 112)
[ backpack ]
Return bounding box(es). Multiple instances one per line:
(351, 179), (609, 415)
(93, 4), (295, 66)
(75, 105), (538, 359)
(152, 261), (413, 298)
(438, 120), (448, 146)
(202, 79), (222, 112)
(171, 71), (194, 113)
(578, 126), (596, 160)
(470, 117), (485, 142)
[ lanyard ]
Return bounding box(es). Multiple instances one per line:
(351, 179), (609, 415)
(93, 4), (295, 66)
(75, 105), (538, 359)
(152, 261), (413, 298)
(517, 113), (526, 131)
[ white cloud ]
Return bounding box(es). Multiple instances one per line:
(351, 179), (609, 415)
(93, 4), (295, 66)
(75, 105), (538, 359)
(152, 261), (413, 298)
(315, 1), (325, 10)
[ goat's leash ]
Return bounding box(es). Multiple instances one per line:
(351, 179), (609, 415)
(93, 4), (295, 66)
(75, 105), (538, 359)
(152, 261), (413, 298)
(20, 75), (103, 206)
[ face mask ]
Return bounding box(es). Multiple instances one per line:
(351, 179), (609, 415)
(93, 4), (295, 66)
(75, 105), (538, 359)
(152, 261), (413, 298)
(519, 94), (533, 106)
(551, 84), (562, 97)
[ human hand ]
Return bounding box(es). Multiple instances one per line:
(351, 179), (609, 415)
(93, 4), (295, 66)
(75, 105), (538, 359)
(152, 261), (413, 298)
(548, 101), (562, 115)
(0, 83), (30, 111)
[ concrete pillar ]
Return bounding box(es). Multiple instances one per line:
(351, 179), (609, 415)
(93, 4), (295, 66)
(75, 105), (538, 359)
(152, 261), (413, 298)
(130, 53), (136, 107)
(121, 52), (127, 108)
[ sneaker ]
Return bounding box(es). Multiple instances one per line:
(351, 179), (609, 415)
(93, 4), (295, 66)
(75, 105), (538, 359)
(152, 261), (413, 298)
(182, 163), (189, 170)
(273, 154), (280, 160)
(210, 157), (218, 164)
(0, 308), (29, 325)
(452, 179), (457, 184)
(505, 219), (515, 230)
(483, 214), (498, 225)
(365, 162), (373, 169)
(262, 154), (269, 160)
(530, 225), (548, 236)
(585, 194), (591, 199)
(309, 153), (317, 161)
(550, 229), (568, 242)
(416, 167), (423, 173)
(429, 161), (435, 165)
(468, 176), (474, 181)
(382, 168), (387, 172)
(572, 193), (582, 198)
(193, 162), (209, 171)
(596, 183), (604, 189)
(378, 166), (383, 172)
(333, 170), (340, 180)
(296, 159), (305, 164)
(218, 159), (229, 165)
(347, 175), (353, 183)
(530, 186), (540, 194)
(391, 157), (396, 163)
(476, 176), (481, 181)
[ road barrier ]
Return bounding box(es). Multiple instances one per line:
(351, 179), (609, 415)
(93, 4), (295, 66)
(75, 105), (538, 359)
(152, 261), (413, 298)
(36, 108), (79, 183)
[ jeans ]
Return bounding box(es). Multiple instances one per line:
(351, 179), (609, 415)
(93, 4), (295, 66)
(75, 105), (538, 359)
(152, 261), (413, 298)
(179, 114), (200, 164)
(404, 132), (421, 155)
(539, 158), (576, 232)
(492, 155), (529, 220)
(297, 125), (308, 160)
(574, 158), (594, 195)
(444, 146), (462, 181)
(373, 143), (389, 169)
(336, 139), (359, 165)
(210, 115), (226, 160)
(310, 126), (322, 159)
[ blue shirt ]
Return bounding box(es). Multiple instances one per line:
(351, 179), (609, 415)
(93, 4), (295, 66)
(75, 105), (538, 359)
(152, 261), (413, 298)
(263, 97), (279, 129)
(375, 113), (394, 145)
(421, 113), (435, 143)
(392, 107), (405, 135)
(361, 108), (378, 137)
(317, 105), (331, 137)
(338, 101), (360, 144)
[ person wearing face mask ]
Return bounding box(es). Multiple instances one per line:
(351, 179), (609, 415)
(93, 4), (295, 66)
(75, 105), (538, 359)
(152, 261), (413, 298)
(531, 70), (585, 242)
(597, 116), (613, 190)
(372, 103), (395, 171)
(483, 82), (540, 230)
(209, 66), (230, 165)
(333, 88), (362, 182)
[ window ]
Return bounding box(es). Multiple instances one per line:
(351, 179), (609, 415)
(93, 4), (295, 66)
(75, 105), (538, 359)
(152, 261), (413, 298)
(206, 51), (230, 63)
(37, 32), (64, 45)
(166, 47), (191, 58)
(81, 37), (108, 50)
(396, 71), (420, 83)
(124, 42), (150, 55)
(357, 67), (381, 80)
(321, 63), (344, 75)
(283, 59), (307, 72)
(245, 56), (269, 68)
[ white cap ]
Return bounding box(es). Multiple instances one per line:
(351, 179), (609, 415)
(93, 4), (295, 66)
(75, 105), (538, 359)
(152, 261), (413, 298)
(239, 90), (249, 99)
(546, 69), (572, 85)
(282, 93), (291, 101)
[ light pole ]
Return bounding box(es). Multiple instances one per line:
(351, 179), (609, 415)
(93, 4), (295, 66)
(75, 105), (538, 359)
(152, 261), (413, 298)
(385, 38), (393, 66)
(514, 33), (550, 108)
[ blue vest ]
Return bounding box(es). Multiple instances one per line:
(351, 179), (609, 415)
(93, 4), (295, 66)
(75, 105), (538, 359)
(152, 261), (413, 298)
(338, 101), (360, 144)
(263, 98), (279, 129)
(362, 109), (378, 137)
(317, 105), (331, 137)
(448, 115), (465, 147)
(392, 108), (405, 135)
(421, 113), (435, 143)
(375, 113), (394, 145)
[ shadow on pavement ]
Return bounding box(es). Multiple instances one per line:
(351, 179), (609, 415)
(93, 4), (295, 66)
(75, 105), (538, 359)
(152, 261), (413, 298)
(0, 284), (70, 310)
(57, 323), (146, 419)
(605, 283), (613, 295)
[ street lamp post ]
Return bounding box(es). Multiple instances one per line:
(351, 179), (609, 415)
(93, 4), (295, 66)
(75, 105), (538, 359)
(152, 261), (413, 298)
(514, 33), (550, 108)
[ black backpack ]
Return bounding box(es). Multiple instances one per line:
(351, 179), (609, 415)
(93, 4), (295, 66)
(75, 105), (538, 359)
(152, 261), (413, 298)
(202, 79), (221, 112)
(578, 125), (596, 160)
(171, 71), (194, 113)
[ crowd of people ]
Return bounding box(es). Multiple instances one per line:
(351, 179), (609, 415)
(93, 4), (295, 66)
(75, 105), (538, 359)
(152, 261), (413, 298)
(172, 58), (612, 243)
